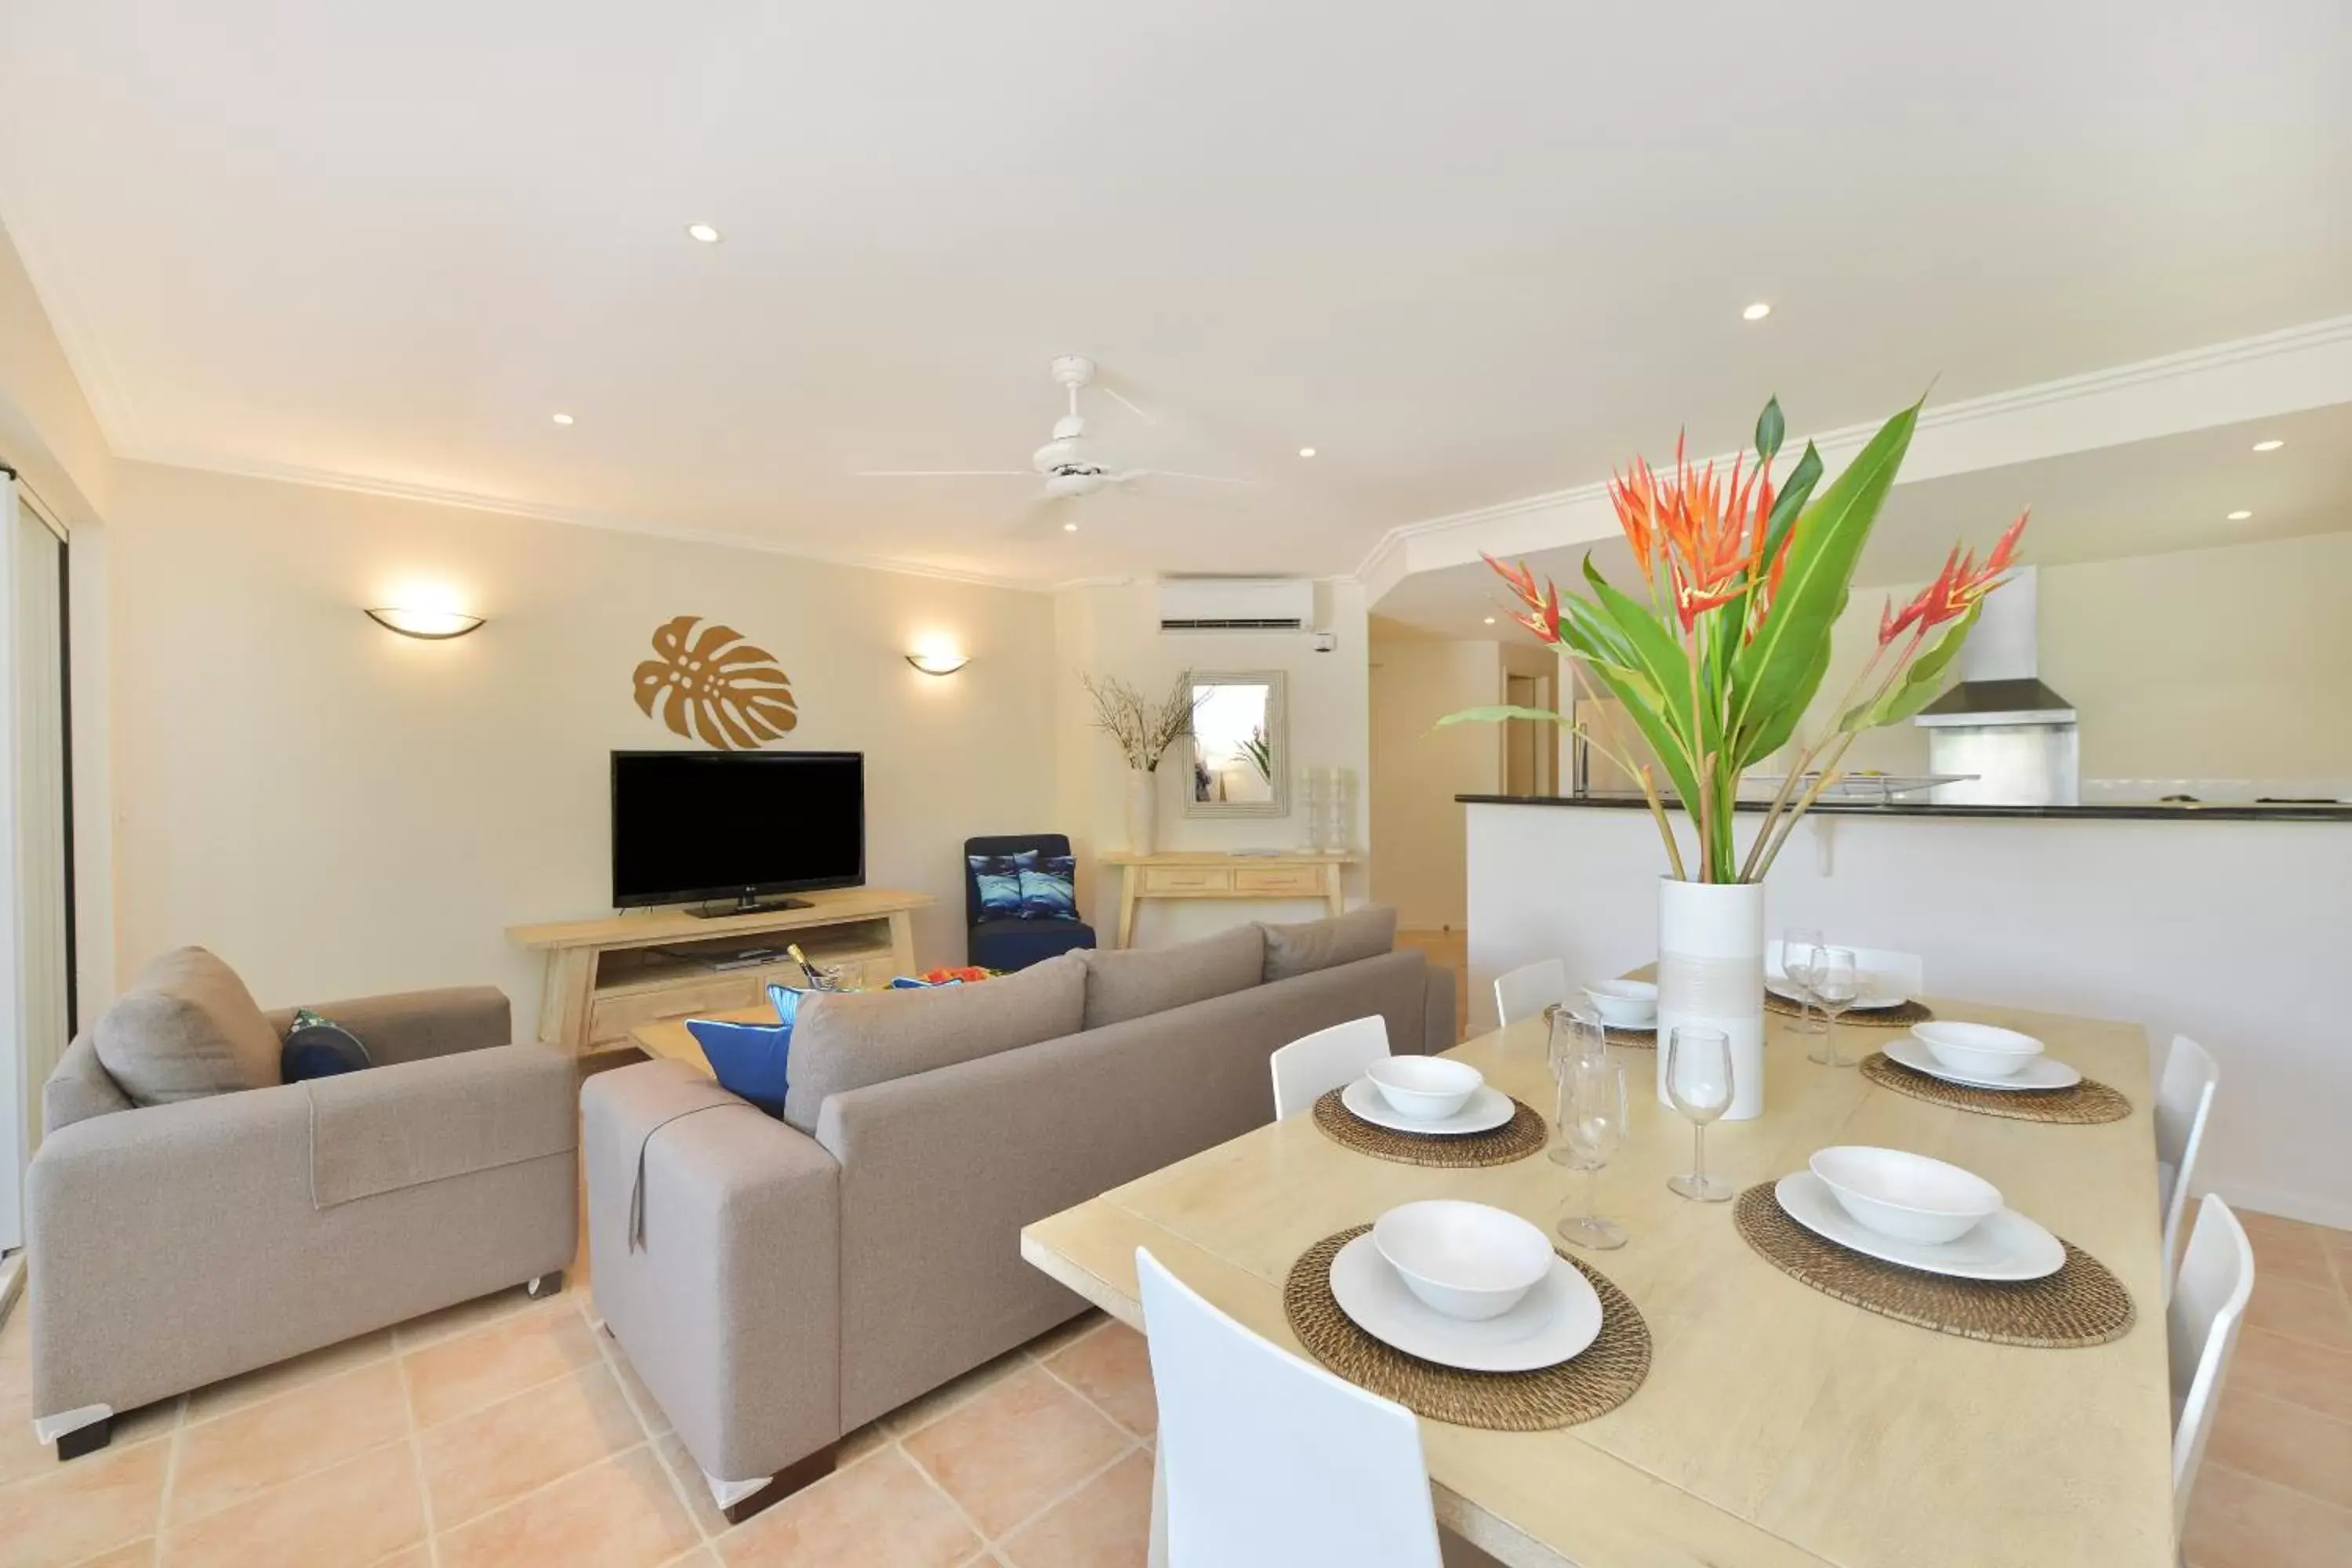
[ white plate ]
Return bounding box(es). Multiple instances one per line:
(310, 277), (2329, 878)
(1767, 978), (1911, 1012)
(1341, 1077), (1515, 1137)
(1773, 1171), (2065, 1281)
(1328, 1233), (1602, 1372)
(1884, 1035), (2082, 1092)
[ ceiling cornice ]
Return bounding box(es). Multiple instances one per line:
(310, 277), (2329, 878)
(1355, 312), (2352, 602)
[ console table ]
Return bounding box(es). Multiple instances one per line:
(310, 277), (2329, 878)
(508, 887), (931, 1056)
(1099, 851), (1354, 948)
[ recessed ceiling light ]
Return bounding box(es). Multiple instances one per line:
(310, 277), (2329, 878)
(1298, 447), (1317, 458)
(1742, 302), (1772, 321)
(1483, 616), (1497, 625)
(2252, 439), (2284, 452)
(684, 223), (722, 244)
(2227, 510), (2253, 521)
(551, 412), (575, 426)
(1062, 521), (1079, 532)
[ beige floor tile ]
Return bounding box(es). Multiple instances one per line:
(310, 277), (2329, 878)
(183, 1328), (394, 1424)
(71, 1542), (158, 1568)
(717, 1446), (979, 1568)
(2245, 1273), (2352, 1353)
(169, 1360), (410, 1525)
(2207, 1388), (2352, 1512)
(604, 1336), (673, 1436)
(158, 1442), (425, 1568)
(879, 1345), (1036, 1439)
(2240, 1212), (2345, 1296)
(839, 1420), (891, 1466)
(1042, 1322), (1156, 1439)
(996, 1448), (1153, 1568)
(437, 1444), (700, 1568)
(403, 1301), (602, 1427)
(653, 1430), (731, 1540)
(0, 1436), (166, 1568)
(421, 1361), (645, 1529)
(1022, 1310), (1109, 1363)
(2184, 1461), (2352, 1568)
(901, 1365), (1131, 1538)
(389, 1286), (543, 1353)
(368, 1552), (429, 1568)
(2227, 1326), (2352, 1425)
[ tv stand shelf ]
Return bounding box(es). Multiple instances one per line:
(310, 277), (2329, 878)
(508, 887), (932, 1057)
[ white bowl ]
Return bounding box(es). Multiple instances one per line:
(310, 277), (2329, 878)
(1364, 1055), (1483, 1121)
(1372, 1200), (1555, 1321)
(1808, 1146), (2003, 1246)
(1581, 979), (1657, 1029)
(1911, 1022), (2045, 1081)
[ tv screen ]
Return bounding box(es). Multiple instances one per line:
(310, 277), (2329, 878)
(611, 751), (865, 909)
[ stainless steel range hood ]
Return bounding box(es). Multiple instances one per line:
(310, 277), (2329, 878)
(1912, 567), (2079, 804)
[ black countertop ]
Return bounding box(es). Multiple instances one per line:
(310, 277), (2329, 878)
(1454, 793), (2352, 824)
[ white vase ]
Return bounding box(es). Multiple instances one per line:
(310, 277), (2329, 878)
(1125, 768), (1159, 855)
(1653, 877), (1767, 1120)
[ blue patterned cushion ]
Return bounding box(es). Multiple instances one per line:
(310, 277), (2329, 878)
(687, 1018), (793, 1119)
(967, 851), (1036, 918)
(889, 975), (965, 988)
(1018, 854), (1079, 920)
(280, 1007), (371, 1083)
(764, 982), (808, 1019)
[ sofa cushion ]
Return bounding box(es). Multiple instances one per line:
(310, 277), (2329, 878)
(93, 946), (283, 1105)
(1261, 906), (1398, 982)
(1081, 923), (1265, 1031)
(42, 1034), (133, 1134)
(780, 951), (1087, 1133)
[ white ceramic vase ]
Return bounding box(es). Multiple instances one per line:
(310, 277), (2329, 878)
(1125, 768), (1159, 855)
(1653, 877), (1766, 1120)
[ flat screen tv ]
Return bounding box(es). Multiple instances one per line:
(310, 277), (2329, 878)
(611, 750), (865, 912)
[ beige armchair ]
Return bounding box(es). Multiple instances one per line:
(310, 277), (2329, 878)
(27, 950), (577, 1461)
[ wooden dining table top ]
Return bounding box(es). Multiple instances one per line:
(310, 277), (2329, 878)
(1019, 996), (2175, 1568)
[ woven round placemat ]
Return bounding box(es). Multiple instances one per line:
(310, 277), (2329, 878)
(1733, 1183), (2134, 1348)
(1766, 992), (1933, 1028)
(1860, 1051), (2132, 1125)
(1283, 1225), (1651, 1429)
(1311, 1088), (1548, 1167)
(1541, 1003), (1653, 1050)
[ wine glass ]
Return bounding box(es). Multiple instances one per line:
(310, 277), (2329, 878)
(1806, 947), (1861, 1068)
(1781, 926), (1824, 1035)
(1664, 1025), (1735, 1202)
(1545, 1007), (1609, 1166)
(1556, 1051), (1628, 1250)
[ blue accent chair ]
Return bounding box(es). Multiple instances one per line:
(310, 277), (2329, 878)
(964, 833), (1098, 971)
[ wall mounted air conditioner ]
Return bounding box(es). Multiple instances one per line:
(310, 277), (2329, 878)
(1156, 577), (1316, 633)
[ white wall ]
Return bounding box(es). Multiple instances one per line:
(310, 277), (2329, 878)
(103, 461), (1059, 1029)
(1465, 800), (2352, 1229)
(1367, 631), (1499, 930)
(1052, 579), (1369, 946)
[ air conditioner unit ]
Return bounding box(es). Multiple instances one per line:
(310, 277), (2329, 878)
(1156, 577), (1316, 633)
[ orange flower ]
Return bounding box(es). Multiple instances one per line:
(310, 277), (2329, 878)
(1878, 510), (2029, 645)
(1481, 553), (1562, 643)
(1610, 436), (1777, 632)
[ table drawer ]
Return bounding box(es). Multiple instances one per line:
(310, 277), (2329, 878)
(1140, 866), (1235, 895)
(587, 975), (764, 1044)
(1234, 865), (1325, 895)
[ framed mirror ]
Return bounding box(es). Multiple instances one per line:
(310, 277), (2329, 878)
(1185, 671), (1288, 818)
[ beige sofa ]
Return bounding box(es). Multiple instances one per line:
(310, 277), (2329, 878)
(583, 909), (1453, 1519)
(28, 949), (578, 1459)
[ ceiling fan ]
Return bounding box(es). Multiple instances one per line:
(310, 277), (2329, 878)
(856, 356), (1251, 514)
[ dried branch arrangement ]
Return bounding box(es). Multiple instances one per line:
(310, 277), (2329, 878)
(1077, 670), (1199, 772)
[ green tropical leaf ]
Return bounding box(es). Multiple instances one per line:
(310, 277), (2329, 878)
(1839, 603), (1979, 731)
(1431, 704), (1568, 729)
(1758, 441), (1824, 580)
(1755, 397), (1786, 463)
(1582, 557), (1715, 763)
(1726, 405), (1919, 767)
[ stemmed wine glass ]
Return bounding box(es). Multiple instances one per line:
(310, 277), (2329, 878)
(1545, 1007), (1609, 1167)
(1664, 1025), (1735, 1202)
(1781, 927), (1824, 1035)
(1556, 1050), (1628, 1250)
(1806, 946), (1861, 1069)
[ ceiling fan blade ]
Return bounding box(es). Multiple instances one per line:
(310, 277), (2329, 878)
(1098, 383), (1157, 425)
(855, 469), (1031, 479)
(1114, 469), (1255, 485)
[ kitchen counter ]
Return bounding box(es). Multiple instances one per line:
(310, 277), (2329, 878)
(1455, 793), (2352, 823)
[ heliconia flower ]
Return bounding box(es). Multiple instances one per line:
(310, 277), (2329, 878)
(1635, 435), (1776, 633)
(1482, 554), (1564, 644)
(1878, 510), (2030, 644)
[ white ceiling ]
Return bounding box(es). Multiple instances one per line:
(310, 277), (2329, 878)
(2, 2), (2349, 586)
(1370, 402), (2352, 638)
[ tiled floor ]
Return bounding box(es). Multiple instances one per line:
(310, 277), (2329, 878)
(0, 1281), (1156, 1568)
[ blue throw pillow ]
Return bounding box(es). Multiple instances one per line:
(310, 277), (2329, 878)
(689, 985), (803, 1119)
(280, 1007), (371, 1083)
(889, 975), (964, 988)
(1018, 854), (1079, 920)
(967, 851), (1036, 918)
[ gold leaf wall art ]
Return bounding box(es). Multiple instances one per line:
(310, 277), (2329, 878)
(632, 615), (798, 750)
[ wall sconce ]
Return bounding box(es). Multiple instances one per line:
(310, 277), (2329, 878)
(366, 607), (486, 640)
(906, 648), (970, 676)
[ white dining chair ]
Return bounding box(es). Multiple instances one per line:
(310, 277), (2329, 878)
(1492, 956), (1568, 1029)
(2167, 1193), (2253, 1537)
(1269, 1015), (1391, 1120)
(2156, 1034), (2220, 1301)
(1766, 940), (1924, 999)
(1138, 1247), (1444, 1568)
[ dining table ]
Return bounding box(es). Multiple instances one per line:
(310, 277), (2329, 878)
(1018, 992), (2176, 1568)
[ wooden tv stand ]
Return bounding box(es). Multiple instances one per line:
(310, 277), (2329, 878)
(508, 887), (932, 1056)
